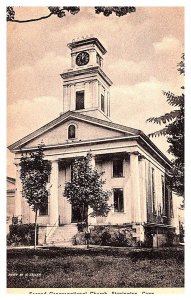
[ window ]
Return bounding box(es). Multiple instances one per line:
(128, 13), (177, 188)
(39, 200), (48, 216)
(101, 94), (105, 112)
(161, 175), (166, 215)
(165, 183), (174, 219)
(113, 159), (123, 177)
(169, 190), (174, 218)
(107, 93), (110, 116)
(113, 188), (124, 212)
(68, 124), (76, 139)
(76, 91), (84, 110)
(151, 168), (156, 213)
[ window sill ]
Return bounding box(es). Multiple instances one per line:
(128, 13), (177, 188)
(67, 138), (78, 142)
(112, 176), (125, 179)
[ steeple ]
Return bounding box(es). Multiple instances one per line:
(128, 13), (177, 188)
(60, 36), (112, 121)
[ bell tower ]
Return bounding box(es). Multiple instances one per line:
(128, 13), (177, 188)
(60, 37), (112, 120)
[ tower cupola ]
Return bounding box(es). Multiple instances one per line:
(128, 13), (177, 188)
(60, 37), (112, 120)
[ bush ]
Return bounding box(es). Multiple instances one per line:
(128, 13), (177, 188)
(77, 222), (87, 232)
(7, 224), (38, 246)
(166, 230), (176, 246)
(109, 229), (137, 247)
(74, 225), (138, 247)
(100, 231), (111, 245)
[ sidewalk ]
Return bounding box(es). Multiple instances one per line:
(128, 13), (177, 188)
(7, 243), (184, 252)
(7, 243), (87, 250)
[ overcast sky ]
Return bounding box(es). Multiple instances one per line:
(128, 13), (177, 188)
(7, 6), (184, 177)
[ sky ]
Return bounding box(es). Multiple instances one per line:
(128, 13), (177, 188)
(7, 6), (184, 177)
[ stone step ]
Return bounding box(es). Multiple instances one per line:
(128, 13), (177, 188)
(46, 224), (78, 244)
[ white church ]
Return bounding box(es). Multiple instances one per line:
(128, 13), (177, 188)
(8, 37), (177, 246)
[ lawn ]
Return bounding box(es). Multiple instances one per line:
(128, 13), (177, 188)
(7, 247), (184, 288)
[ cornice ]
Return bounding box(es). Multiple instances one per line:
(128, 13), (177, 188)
(67, 38), (107, 55)
(60, 66), (113, 87)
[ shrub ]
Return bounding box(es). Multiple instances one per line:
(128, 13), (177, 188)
(7, 224), (38, 246)
(100, 230), (111, 245)
(73, 232), (87, 245)
(77, 222), (87, 232)
(74, 225), (138, 247)
(166, 230), (176, 246)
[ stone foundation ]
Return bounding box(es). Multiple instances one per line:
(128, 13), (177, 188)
(38, 223), (177, 247)
(144, 224), (176, 248)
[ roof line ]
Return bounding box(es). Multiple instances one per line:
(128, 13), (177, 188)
(7, 111), (171, 167)
(73, 113), (140, 135)
(8, 111), (141, 151)
(8, 111), (72, 150)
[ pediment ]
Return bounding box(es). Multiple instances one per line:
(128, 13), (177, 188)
(8, 112), (138, 151)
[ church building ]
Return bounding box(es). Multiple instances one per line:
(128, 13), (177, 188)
(8, 37), (175, 246)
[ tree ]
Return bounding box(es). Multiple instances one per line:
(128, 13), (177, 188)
(63, 152), (111, 231)
(19, 146), (51, 249)
(147, 54), (184, 198)
(7, 6), (136, 23)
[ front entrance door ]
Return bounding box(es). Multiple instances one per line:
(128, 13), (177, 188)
(71, 205), (88, 223)
(71, 206), (82, 223)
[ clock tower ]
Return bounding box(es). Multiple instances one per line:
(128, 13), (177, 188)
(60, 37), (112, 120)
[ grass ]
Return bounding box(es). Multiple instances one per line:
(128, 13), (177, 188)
(7, 247), (184, 288)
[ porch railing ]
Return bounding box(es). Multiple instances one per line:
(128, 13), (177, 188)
(44, 215), (60, 244)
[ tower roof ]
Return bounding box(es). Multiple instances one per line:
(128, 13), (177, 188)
(67, 37), (107, 55)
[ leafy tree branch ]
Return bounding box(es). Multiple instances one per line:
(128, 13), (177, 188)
(64, 152), (111, 229)
(7, 6), (136, 23)
(19, 146), (51, 248)
(147, 54), (184, 198)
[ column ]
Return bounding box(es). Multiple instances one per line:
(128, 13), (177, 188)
(101, 58), (103, 68)
(130, 152), (141, 223)
(71, 53), (76, 68)
(98, 83), (101, 109)
(90, 154), (95, 168)
(66, 85), (70, 111)
(88, 155), (97, 226)
(103, 88), (106, 114)
(49, 160), (59, 226)
(89, 49), (96, 65)
(67, 85), (71, 111)
(107, 92), (110, 117)
(63, 85), (68, 113)
(14, 164), (22, 218)
(140, 158), (147, 222)
(70, 84), (75, 111)
(93, 80), (99, 107)
(85, 81), (90, 109)
(89, 81), (93, 105)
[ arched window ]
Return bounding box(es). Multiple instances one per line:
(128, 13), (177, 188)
(68, 124), (76, 139)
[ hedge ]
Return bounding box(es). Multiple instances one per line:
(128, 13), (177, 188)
(7, 223), (38, 246)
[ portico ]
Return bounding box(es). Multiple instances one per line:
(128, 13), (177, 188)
(13, 145), (153, 228)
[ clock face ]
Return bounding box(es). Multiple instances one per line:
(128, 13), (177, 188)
(76, 51), (89, 66)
